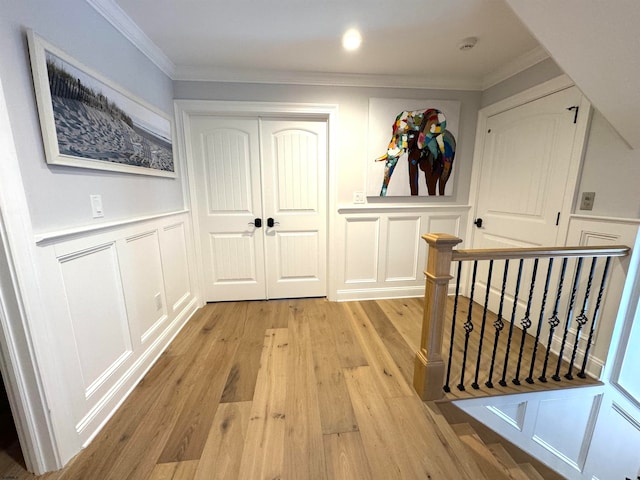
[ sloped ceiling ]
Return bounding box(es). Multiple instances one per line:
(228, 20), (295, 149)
(505, 0), (640, 149)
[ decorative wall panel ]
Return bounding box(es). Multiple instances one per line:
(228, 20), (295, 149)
(122, 231), (167, 344)
(385, 216), (420, 281)
(344, 217), (379, 283)
(161, 223), (191, 312)
(58, 243), (131, 398)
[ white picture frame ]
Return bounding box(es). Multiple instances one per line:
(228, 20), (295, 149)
(27, 30), (175, 178)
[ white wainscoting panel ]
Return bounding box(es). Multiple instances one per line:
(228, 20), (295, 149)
(563, 216), (639, 376)
(454, 387), (606, 479)
(36, 212), (199, 447)
(121, 231), (167, 345)
(160, 222), (192, 313)
(588, 401), (640, 480)
(58, 243), (132, 399)
(486, 401), (527, 431)
(335, 206), (470, 301)
(344, 217), (379, 284)
(385, 216), (420, 282)
(532, 393), (602, 470)
(426, 214), (462, 237)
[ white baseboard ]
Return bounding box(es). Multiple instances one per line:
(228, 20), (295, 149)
(335, 285), (425, 301)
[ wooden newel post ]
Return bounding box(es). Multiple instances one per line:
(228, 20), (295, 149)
(413, 233), (462, 401)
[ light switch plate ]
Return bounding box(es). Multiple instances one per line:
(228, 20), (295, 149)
(353, 191), (366, 204)
(90, 194), (104, 218)
(580, 191), (595, 210)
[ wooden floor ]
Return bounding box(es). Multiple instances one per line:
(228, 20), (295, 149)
(1, 297), (594, 479)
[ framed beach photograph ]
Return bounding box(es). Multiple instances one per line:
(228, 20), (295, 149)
(27, 30), (175, 177)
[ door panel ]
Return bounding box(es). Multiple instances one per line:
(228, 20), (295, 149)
(474, 87), (581, 249)
(472, 87), (583, 331)
(190, 116), (266, 301)
(261, 120), (327, 298)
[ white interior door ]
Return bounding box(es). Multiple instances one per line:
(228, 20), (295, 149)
(189, 115), (327, 301)
(470, 86), (585, 327)
(261, 119), (327, 299)
(189, 116), (266, 301)
(473, 86), (583, 250)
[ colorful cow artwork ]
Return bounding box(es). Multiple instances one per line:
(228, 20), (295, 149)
(375, 108), (456, 196)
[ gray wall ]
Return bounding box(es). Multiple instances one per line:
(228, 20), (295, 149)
(174, 81), (482, 207)
(481, 57), (564, 107)
(0, 0), (183, 233)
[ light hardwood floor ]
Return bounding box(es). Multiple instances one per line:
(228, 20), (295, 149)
(1, 297), (591, 479)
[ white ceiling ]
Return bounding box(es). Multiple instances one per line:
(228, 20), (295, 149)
(100, 0), (544, 89)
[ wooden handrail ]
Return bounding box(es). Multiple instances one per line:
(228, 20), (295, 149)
(450, 243), (629, 262)
(413, 233), (631, 401)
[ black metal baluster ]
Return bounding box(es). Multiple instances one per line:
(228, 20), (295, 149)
(539, 257), (568, 382)
(552, 257), (584, 381)
(443, 261), (463, 393)
(458, 261), (478, 391)
(526, 258), (554, 384)
(566, 257), (598, 379)
(513, 259), (539, 385)
(472, 260), (494, 389)
(486, 259), (509, 389)
(499, 259), (524, 387)
(578, 257), (612, 379)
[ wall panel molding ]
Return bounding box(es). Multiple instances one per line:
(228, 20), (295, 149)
(336, 208), (468, 301)
(34, 209), (190, 245)
(36, 212), (199, 448)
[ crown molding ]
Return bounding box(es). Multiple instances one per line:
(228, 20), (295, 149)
(481, 46), (550, 90)
(86, 0), (175, 77)
(173, 66), (484, 91)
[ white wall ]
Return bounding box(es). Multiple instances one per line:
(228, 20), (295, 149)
(0, 0), (183, 232)
(577, 112), (640, 219)
(174, 81), (481, 299)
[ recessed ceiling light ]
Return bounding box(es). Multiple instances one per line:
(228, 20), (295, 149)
(342, 28), (362, 51)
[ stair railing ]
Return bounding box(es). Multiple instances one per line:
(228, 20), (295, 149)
(413, 233), (630, 401)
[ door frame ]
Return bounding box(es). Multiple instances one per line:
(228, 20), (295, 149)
(0, 74), (62, 473)
(174, 100), (339, 302)
(467, 75), (592, 253)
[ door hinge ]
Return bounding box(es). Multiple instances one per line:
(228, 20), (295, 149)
(556, 212), (560, 226)
(566, 106), (579, 124)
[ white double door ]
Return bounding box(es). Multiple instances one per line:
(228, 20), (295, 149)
(189, 116), (327, 301)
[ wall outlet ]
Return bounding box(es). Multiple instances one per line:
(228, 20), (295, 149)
(90, 194), (104, 218)
(580, 191), (595, 210)
(353, 191), (366, 204)
(154, 293), (162, 311)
